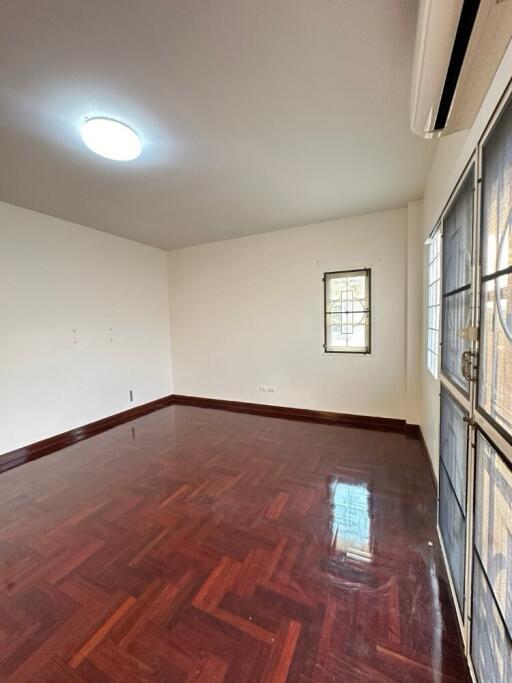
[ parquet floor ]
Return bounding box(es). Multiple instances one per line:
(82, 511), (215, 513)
(0, 405), (470, 682)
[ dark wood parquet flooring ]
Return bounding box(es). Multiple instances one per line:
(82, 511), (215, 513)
(0, 405), (470, 681)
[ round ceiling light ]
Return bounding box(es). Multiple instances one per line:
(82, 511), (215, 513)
(81, 117), (142, 161)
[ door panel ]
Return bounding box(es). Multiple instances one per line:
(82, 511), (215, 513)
(441, 165), (474, 396)
(473, 431), (512, 635)
(471, 558), (512, 683)
(441, 288), (472, 393)
(440, 387), (468, 509)
(439, 464), (466, 612)
(442, 171), (474, 292)
(478, 273), (512, 438)
(439, 387), (469, 614)
(478, 97), (512, 442)
(480, 95), (512, 280)
(438, 166), (474, 630)
(471, 430), (512, 683)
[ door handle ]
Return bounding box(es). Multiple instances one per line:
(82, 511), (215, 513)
(461, 350), (473, 381)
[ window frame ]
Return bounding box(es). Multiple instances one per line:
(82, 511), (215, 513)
(323, 268), (371, 355)
(474, 94), (512, 447)
(427, 226), (441, 379)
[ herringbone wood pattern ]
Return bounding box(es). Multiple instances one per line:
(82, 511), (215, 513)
(0, 406), (469, 681)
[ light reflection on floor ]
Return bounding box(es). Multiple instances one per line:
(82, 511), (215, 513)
(328, 478), (373, 563)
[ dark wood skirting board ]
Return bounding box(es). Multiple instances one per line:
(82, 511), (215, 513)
(406, 423), (438, 497)
(172, 394), (406, 431)
(419, 426), (439, 497)
(0, 395), (174, 474)
(1, 393), (421, 474)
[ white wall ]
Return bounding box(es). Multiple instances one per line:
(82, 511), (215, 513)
(406, 200), (423, 425)
(420, 40), (512, 480)
(0, 202), (173, 454)
(168, 208), (410, 420)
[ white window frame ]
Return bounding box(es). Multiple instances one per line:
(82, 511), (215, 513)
(427, 227), (441, 379)
(323, 268), (371, 354)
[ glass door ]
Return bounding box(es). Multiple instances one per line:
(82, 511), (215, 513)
(439, 163), (476, 641)
(438, 90), (512, 683)
(470, 93), (512, 683)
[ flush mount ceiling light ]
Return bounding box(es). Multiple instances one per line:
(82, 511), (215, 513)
(80, 117), (142, 161)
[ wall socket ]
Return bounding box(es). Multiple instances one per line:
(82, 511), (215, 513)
(129, 390), (134, 402)
(259, 385), (276, 392)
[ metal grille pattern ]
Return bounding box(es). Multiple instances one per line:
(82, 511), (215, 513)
(440, 387), (468, 509)
(472, 431), (512, 683)
(324, 269), (370, 353)
(441, 288), (471, 392)
(439, 387), (468, 614)
(439, 463), (466, 613)
(441, 167), (474, 393)
(479, 97), (512, 441)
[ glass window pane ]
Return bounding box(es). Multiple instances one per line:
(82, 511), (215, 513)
(326, 312), (369, 351)
(472, 558), (512, 683)
(441, 288), (471, 392)
(474, 432), (512, 634)
(440, 387), (468, 510)
(427, 230), (441, 378)
(432, 353), (438, 379)
(442, 170), (473, 293)
(325, 270), (370, 353)
(482, 98), (512, 277)
(478, 273), (512, 438)
(439, 463), (466, 613)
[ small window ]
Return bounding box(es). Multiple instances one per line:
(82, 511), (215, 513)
(427, 227), (441, 378)
(324, 269), (371, 353)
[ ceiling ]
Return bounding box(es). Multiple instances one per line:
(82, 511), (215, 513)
(0, 0), (435, 250)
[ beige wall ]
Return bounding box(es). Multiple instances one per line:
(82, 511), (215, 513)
(168, 207), (414, 420)
(420, 40), (512, 481)
(0, 202), (173, 454)
(406, 200), (423, 425)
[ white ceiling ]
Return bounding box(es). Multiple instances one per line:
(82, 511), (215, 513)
(0, 0), (435, 250)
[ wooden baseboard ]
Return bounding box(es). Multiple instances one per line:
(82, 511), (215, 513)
(172, 394), (406, 431)
(0, 395), (174, 474)
(1, 393), (417, 474)
(417, 426), (438, 497)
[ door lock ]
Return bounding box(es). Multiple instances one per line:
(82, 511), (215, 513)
(461, 350), (476, 381)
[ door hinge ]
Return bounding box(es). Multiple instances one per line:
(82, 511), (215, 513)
(461, 326), (479, 342)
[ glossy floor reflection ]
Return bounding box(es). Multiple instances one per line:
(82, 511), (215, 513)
(0, 405), (470, 681)
(328, 479), (372, 563)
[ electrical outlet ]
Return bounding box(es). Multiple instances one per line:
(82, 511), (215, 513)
(259, 385), (268, 392)
(129, 390), (134, 402)
(268, 386), (276, 392)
